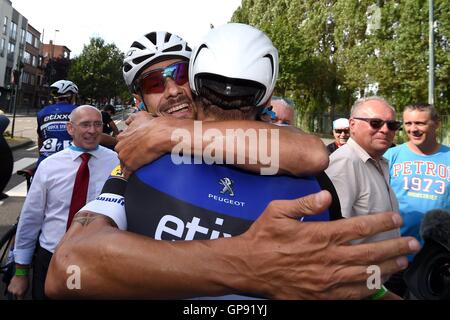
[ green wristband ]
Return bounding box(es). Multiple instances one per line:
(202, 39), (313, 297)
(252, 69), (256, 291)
(369, 285), (388, 300)
(15, 268), (30, 276)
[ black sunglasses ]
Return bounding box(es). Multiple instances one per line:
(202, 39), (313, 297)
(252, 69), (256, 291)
(335, 129), (350, 134)
(353, 117), (402, 131)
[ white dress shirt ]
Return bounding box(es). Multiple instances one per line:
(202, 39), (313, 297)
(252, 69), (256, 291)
(14, 145), (119, 264)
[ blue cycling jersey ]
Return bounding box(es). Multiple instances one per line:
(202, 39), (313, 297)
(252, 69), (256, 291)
(36, 102), (77, 166)
(125, 154), (341, 241)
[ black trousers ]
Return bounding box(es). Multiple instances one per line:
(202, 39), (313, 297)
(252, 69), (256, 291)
(0, 135), (13, 195)
(32, 244), (52, 300)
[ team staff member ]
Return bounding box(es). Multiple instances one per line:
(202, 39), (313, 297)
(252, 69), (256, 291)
(8, 105), (119, 299)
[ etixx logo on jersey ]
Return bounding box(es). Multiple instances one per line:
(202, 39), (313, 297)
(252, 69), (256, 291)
(208, 177), (245, 208)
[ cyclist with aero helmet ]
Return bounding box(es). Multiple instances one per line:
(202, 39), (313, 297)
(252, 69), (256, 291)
(117, 29), (329, 176)
(36, 80), (79, 167)
(46, 25), (418, 299)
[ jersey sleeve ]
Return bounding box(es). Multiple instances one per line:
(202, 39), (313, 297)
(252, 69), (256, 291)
(79, 165), (127, 230)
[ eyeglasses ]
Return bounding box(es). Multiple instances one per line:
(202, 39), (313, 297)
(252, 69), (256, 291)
(353, 117), (402, 131)
(137, 61), (189, 95)
(73, 121), (103, 129)
(335, 129), (350, 134)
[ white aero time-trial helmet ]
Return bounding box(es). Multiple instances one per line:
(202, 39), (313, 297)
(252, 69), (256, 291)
(189, 23), (279, 108)
(50, 80), (79, 97)
(123, 31), (192, 93)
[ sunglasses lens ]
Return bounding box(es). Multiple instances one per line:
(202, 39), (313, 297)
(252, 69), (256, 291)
(168, 62), (189, 85)
(369, 119), (383, 129)
(139, 62), (189, 94)
(335, 129), (349, 134)
(387, 121), (401, 131)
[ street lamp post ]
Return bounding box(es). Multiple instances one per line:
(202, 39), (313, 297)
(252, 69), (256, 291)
(428, 0), (435, 105)
(51, 29), (59, 59)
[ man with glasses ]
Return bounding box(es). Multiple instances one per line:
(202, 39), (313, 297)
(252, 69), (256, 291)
(326, 96), (402, 242)
(325, 96), (404, 299)
(327, 118), (350, 154)
(8, 105), (118, 299)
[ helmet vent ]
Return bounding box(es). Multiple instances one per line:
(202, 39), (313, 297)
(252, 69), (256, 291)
(162, 44), (182, 53)
(133, 53), (155, 65)
(131, 41), (145, 50)
(264, 54), (275, 76)
(123, 63), (132, 73)
(164, 33), (172, 43)
(146, 32), (157, 45)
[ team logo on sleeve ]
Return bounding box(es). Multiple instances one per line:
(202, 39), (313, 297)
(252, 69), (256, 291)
(110, 165), (124, 178)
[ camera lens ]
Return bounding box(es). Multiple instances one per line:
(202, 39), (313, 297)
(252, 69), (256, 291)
(427, 257), (450, 296)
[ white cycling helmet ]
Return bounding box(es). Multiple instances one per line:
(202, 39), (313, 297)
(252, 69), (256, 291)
(50, 80), (79, 96)
(190, 23), (278, 107)
(123, 31), (192, 93)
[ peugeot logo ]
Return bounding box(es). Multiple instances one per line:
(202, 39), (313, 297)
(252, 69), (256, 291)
(219, 177), (234, 197)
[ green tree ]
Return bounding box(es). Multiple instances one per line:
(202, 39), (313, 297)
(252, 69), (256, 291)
(44, 57), (71, 85)
(69, 37), (129, 105)
(232, 0), (450, 131)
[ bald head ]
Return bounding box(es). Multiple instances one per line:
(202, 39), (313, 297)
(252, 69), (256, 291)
(69, 105), (101, 123)
(351, 96), (394, 117)
(271, 98), (296, 126)
(67, 105), (103, 150)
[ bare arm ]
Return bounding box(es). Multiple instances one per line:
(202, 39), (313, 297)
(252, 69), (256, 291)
(99, 133), (117, 146)
(116, 113), (328, 176)
(45, 191), (419, 299)
(108, 120), (120, 137)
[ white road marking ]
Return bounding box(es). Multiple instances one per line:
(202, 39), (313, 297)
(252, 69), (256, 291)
(5, 181), (27, 198)
(12, 158), (36, 174)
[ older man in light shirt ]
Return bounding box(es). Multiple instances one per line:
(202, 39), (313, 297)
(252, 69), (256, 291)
(325, 97), (402, 244)
(8, 105), (119, 300)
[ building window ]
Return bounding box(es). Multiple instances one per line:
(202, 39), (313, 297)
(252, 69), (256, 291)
(3, 17), (7, 35)
(21, 28), (26, 44)
(32, 55), (38, 67)
(23, 51), (31, 64)
(5, 66), (12, 84)
(30, 74), (35, 86)
(22, 71), (29, 84)
(0, 38), (5, 57)
(26, 31), (32, 44)
(10, 21), (17, 40)
(7, 42), (14, 60)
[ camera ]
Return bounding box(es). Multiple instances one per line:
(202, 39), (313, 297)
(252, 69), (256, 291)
(404, 209), (450, 300)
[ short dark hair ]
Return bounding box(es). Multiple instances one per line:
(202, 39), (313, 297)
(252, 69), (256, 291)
(103, 104), (116, 115)
(403, 103), (439, 122)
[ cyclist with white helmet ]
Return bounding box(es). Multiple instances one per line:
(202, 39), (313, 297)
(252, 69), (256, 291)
(36, 80), (79, 167)
(46, 25), (418, 300)
(118, 28), (328, 176)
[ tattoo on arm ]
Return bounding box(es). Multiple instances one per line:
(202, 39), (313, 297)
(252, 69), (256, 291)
(72, 211), (116, 227)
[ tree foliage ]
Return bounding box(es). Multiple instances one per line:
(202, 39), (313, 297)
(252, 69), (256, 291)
(232, 0), (450, 130)
(43, 58), (71, 85)
(68, 37), (129, 104)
